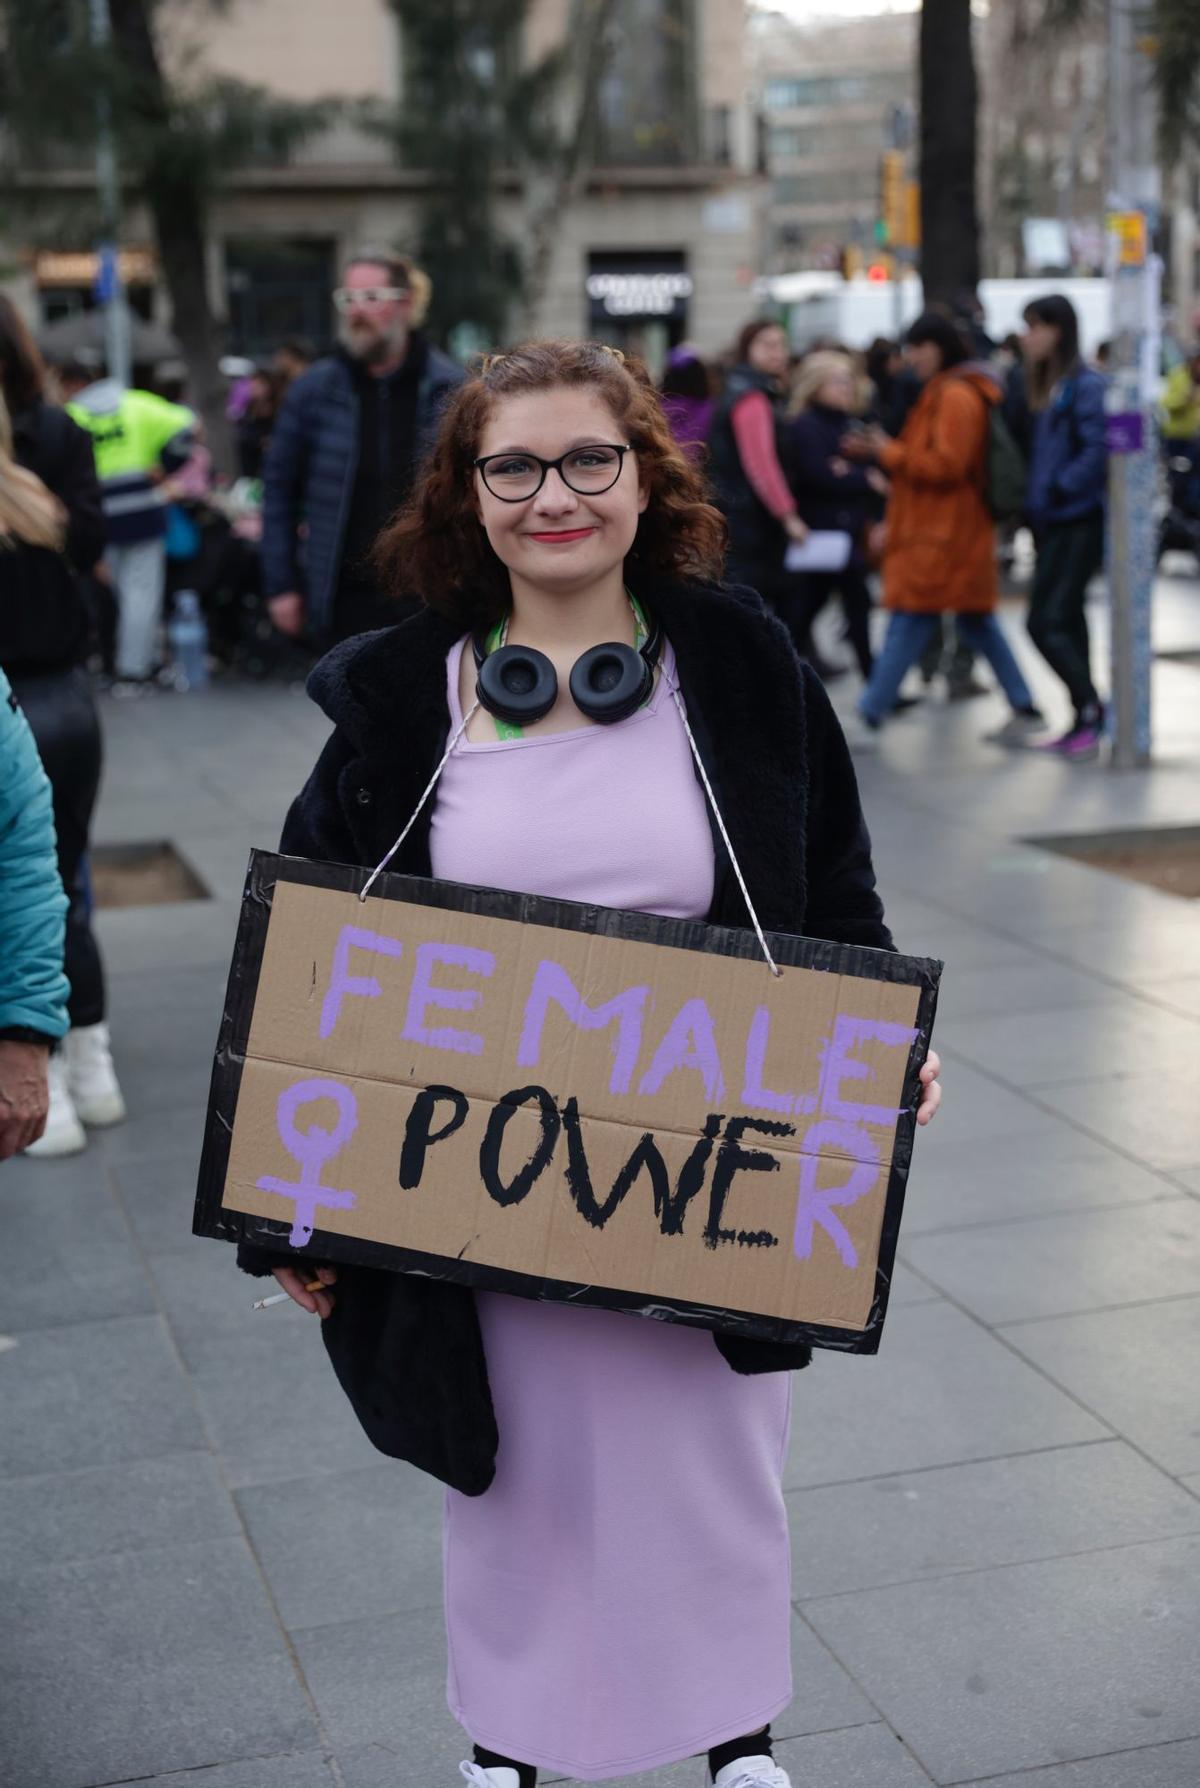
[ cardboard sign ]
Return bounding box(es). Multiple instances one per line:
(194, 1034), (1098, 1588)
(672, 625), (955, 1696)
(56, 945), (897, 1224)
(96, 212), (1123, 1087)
(194, 853), (941, 1354)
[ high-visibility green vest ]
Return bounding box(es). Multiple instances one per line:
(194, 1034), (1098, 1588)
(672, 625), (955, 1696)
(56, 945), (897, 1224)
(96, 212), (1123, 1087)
(66, 387), (195, 482)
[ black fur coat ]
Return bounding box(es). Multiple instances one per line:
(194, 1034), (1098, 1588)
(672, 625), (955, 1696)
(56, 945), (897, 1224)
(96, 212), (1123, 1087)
(238, 575), (894, 1495)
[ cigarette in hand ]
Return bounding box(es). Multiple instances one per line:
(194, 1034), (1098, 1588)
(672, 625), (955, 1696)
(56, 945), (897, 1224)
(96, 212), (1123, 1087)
(251, 1278), (328, 1311)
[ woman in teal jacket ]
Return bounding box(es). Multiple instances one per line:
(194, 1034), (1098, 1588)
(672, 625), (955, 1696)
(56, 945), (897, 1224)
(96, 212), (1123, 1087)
(0, 667), (69, 1158)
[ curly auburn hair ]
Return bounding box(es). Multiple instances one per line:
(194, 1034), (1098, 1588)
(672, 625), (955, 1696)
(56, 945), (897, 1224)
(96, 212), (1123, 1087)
(374, 338), (727, 630)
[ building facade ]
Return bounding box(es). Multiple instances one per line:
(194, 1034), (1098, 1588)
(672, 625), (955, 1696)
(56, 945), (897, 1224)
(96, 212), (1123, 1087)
(3, 0), (766, 372)
(978, 3), (1108, 279)
(749, 7), (916, 276)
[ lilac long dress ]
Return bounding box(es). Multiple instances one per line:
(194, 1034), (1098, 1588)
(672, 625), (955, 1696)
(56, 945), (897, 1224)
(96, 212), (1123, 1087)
(429, 637), (794, 1782)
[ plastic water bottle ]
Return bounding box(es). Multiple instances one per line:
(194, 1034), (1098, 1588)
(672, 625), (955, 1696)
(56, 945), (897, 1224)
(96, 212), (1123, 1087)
(168, 590), (208, 691)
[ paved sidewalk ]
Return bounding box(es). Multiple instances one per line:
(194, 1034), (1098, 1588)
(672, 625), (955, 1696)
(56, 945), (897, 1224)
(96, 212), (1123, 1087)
(3, 578), (1200, 1788)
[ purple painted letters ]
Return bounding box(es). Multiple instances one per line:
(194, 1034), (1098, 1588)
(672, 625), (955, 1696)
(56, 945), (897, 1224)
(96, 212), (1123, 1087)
(792, 1119), (879, 1269)
(517, 959), (649, 1095)
(402, 941), (495, 1056)
(256, 1077), (359, 1246)
(742, 1006), (818, 1116)
(637, 997), (725, 1103)
(817, 1014), (918, 1125)
(319, 924), (404, 1040)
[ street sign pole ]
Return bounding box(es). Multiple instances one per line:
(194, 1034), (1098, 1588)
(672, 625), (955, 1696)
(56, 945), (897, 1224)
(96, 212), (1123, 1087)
(89, 0), (132, 389)
(1104, 0), (1158, 768)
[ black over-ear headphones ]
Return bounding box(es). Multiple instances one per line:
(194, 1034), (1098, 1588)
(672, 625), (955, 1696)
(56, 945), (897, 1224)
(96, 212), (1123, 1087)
(473, 615), (663, 727)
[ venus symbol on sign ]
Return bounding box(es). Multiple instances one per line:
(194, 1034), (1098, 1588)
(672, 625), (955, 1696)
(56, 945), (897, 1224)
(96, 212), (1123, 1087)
(256, 1078), (359, 1247)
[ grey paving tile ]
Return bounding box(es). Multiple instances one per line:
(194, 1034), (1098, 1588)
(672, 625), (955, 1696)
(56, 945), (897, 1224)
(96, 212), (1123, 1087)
(306, 1608), (873, 1773)
(0, 1452), (236, 1574)
(112, 1147), (207, 1256)
(0, 1314), (202, 1479)
(540, 1721), (935, 1787)
(1134, 974), (1200, 1019)
(292, 1602), (462, 1769)
(945, 997), (1200, 1089)
(92, 1097), (210, 1166)
(0, 1149), (155, 1332)
(1032, 1066), (1200, 1171)
(236, 1461), (444, 1632)
(927, 958), (1114, 1022)
(801, 1534), (1200, 1783)
(788, 1440), (1200, 1600)
(0, 1536), (317, 1788)
(902, 1197), (1200, 1324)
(95, 897), (243, 976)
(1035, 916), (1200, 984)
(903, 1055), (1061, 1149)
(151, 1239), (288, 1372)
(784, 1302), (1107, 1491)
(902, 1130), (1173, 1236)
(966, 1735), (1200, 1788)
(1001, 1295), (1200, 1478)
(188, 1315), (379, 1489)
(137, 1758), (336, 1788)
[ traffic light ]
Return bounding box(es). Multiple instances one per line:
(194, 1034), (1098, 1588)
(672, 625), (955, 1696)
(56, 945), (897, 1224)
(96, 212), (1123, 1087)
(839, 244), (864, 281)
(879, 150), (905, 247)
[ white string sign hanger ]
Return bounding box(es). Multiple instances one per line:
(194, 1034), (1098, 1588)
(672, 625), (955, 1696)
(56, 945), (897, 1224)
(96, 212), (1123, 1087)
(358, 630), (782, 979)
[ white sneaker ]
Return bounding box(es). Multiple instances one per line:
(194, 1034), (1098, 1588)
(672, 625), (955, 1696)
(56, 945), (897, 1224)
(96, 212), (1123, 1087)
(982, 708), (1047, 747)
(712, 1757), (792, 1788)
(842, 713), (882, 753)
(23, 1053), (87, 1157)
(458, 1765), (520, 1788)
(63, 1023), (127, 1127)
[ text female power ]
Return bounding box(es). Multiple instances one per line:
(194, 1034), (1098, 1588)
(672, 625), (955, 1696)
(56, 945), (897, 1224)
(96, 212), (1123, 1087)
(259, 922), (918, 1263)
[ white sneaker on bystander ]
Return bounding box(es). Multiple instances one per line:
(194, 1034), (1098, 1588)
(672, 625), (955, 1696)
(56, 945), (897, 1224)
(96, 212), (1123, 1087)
(63, 1023), (126, 1128)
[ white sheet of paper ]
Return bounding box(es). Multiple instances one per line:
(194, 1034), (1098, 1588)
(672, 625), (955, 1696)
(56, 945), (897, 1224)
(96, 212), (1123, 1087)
(784, 530), (853, 573)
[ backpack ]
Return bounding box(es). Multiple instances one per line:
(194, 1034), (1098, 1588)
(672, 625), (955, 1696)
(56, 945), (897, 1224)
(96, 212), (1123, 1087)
(984, 406), (1026, 522)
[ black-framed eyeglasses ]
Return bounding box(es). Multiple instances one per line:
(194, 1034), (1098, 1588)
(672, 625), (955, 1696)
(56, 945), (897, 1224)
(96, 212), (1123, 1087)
(473, 443), (632, 502)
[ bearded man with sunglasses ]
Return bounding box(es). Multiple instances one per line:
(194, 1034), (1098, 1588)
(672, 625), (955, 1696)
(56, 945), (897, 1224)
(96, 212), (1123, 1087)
(262, 250), (464, 647)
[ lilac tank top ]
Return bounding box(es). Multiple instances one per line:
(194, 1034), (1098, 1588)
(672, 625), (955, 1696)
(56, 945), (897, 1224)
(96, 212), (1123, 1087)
(430, 635), (715, 921)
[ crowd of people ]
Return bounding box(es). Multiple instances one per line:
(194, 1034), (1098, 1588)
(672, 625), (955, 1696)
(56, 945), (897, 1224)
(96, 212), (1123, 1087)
(659, 292), (1112, 759)
(0, 258), (1132, 1163)
(0, 235), (1165, 1788)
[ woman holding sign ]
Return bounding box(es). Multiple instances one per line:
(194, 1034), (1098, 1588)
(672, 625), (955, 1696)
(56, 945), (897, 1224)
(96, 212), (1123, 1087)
(240, 340), (941, 1787)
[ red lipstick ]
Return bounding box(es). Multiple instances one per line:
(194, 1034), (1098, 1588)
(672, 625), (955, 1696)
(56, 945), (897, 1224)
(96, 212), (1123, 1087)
(527, 527), (595, 543)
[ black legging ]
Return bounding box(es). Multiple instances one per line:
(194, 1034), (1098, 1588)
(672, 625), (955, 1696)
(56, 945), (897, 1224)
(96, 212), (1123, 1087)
(475, 1724), (773, 1784)
(7, 666), (106, 1028)
(1027, 513), (1105, 720)
(797, 568), (874, 679)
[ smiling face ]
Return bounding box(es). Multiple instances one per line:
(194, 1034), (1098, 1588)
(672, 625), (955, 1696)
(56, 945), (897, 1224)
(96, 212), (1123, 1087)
(473, 386), (648, 600)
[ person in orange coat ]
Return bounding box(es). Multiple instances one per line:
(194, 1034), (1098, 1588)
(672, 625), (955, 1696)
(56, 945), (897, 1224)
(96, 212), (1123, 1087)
(841, 313), (1043, 746)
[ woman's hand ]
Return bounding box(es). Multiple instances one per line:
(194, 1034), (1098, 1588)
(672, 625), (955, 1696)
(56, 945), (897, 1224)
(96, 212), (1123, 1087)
(270, 1264), (338, 1318)
(841, 424), (890, 461)
(916, 1050), (942, 1127)
(784, 514), (810, 544)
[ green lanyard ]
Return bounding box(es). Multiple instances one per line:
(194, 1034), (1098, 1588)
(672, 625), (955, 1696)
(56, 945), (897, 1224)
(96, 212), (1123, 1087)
(482, 591), (650, 741)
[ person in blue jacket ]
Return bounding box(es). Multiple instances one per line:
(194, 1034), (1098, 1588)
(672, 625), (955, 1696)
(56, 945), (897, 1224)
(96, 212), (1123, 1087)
(0, 667), (70, 1159)
(1010, 294), (1109, 758)
(261, 249), (465, 648)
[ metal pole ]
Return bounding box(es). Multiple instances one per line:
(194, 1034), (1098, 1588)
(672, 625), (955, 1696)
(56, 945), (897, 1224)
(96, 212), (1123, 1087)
(89, 0), (131, 388)
(1104, 0), (1157, 768)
